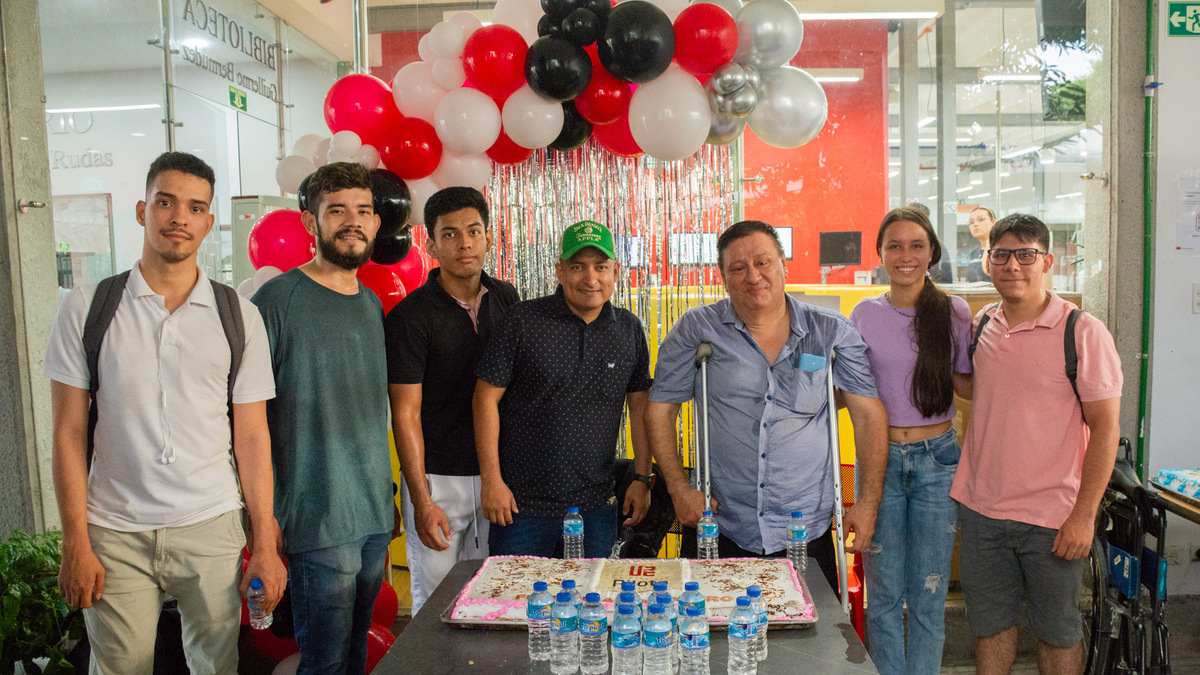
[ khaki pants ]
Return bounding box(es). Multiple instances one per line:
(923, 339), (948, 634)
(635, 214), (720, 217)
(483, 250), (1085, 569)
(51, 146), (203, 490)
(84, 510), (245, 675)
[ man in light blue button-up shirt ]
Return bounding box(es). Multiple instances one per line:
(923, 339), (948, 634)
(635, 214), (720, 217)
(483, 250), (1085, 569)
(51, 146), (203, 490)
(647, 221), (888, 591)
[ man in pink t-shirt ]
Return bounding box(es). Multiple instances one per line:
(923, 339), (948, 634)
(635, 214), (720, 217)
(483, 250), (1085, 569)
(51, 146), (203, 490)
(950, 214), (1122, 675)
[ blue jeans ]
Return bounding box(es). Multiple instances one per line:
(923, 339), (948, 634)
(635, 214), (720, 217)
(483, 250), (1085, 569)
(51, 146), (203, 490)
(489, 503), (617, 557)
(864, 428), (960, 675)
(289, 531), (391, 675)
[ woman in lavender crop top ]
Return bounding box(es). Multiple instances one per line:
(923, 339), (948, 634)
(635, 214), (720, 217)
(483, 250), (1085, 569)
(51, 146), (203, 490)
(851, 207), (973, 675)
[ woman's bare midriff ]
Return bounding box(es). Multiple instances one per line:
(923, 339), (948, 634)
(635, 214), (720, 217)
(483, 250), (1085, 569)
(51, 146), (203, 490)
(888, 419), (953, 444)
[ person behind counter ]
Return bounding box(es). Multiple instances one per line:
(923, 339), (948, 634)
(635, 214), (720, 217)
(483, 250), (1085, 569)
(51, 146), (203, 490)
(645, 220), (888, 593)
(473, 220), (654, 557)
(963, 206), (997, 282)
(851, 207), (974, 675)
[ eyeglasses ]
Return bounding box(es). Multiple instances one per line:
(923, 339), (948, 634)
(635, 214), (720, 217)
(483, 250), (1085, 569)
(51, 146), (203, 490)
(987, 247), (1046, 265)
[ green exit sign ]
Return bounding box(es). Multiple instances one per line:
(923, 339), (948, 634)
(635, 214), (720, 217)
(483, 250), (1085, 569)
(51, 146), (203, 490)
(1168, 2), (1200, 36)
(228, 85), (248, 111)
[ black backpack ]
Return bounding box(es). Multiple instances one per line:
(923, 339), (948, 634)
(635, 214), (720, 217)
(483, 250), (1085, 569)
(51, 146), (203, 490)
(81, 270), (246, 461)
(968, 302), (1084, 416)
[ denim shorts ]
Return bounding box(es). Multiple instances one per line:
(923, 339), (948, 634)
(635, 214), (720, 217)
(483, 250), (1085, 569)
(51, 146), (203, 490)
(958, 505), (1085, 647)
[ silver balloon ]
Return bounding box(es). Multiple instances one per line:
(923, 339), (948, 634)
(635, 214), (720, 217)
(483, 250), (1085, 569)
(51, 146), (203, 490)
(727, 84), (758, 117)
(706, 112), (745, 145)
(747, 66), (828, 148)
(734, 0), (804, 69)
(711, 62), (750, 96)
(693, 0), (743, 16)
(743, 65), (762, 93)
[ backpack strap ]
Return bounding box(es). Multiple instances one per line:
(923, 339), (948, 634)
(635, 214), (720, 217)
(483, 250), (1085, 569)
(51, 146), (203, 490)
(210, 280), (246, 411)
(1065, 308), (1084, 419)
(968, 302), (999, 362)
(82, 271), (131, 457)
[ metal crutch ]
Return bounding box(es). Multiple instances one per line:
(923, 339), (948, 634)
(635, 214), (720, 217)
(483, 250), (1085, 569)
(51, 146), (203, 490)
(826, 350), (851, 614)
(693, 342), (714, 507)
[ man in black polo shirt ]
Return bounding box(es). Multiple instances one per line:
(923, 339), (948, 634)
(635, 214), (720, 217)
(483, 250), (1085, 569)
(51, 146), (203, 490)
(474, 220), (654, 557)
(385, 187), (519, 614)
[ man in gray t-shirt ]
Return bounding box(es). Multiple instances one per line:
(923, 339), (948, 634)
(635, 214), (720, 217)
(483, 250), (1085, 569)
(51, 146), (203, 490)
(253, 162), (392, 674)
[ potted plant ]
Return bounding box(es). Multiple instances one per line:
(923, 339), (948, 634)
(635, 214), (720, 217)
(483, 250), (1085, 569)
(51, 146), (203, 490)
(0, 530), (82, 674)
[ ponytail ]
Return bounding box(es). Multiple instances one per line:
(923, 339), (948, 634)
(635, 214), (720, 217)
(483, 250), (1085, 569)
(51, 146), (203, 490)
(911, 278), (954, 418)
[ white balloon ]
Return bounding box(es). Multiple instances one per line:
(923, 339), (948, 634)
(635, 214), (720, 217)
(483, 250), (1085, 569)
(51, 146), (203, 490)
(271, 653), (300, 675)
(252, 265), (282, 289)
(447, 12), (484, 37)
(748, 66), (828, 148)
(431, 57), (467, 89)
(353, 144), (381, 169)
(628, 66), (712, 161)
(432, 153), (492, 191)
(491, 0), (542, 44)
(417, 33), (435, 62)
(392, 61), (447, 122)
(405, 178), (441, 225)
(501, 85), (565, 149)
(236, 278), (255, 298)
(311, 137), (331, 166)
(434, 88), (501, 155)
(623, 0), (688, 21)
(427, 21), (466, 59)
(291, 133), (324, 160)
(330, 130), (362, 157)
(275, 155), (315, 194)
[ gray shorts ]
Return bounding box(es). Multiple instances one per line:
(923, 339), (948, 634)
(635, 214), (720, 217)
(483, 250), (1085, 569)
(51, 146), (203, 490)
(958, 505), (1086, 647)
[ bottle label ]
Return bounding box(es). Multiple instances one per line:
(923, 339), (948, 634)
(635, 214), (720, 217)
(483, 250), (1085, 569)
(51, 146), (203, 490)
(757, 611), (769, 626)
(642, 629), (670, 648)
(699, 523), (718, 537)
(551, 616), (578, 633)
(789, 525), (807, 542)
(680, 600), (707, 617)
(563, 521), (584, 536)
(613, 631), (640, 649)
(527, 601), (551, 620)
(580, 618), (607, 637)
(729, 620), (756, 639)
(681, 633), (710, 650)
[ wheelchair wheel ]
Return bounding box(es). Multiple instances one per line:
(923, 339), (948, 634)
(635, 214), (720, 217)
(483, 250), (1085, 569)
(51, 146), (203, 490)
(1083, 536), (1112, 675)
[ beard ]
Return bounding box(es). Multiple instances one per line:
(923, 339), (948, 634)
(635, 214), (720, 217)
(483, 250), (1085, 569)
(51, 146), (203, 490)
(318, 228), (374, 270)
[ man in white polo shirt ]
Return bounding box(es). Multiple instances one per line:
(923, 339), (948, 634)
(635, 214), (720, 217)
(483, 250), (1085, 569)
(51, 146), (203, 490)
(45, 152), (286, 675)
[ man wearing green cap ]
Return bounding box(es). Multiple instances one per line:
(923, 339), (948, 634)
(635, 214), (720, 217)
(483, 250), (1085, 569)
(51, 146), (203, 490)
(473, 220), (654, 557)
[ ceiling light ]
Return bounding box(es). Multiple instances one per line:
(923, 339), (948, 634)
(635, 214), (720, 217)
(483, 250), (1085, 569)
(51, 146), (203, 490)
(1000, 186), (1022, 193)
(1000, 171), (1011, 178)
(889, 170), (900, 178)
(917, 116), (936, 128)
(45, 104), (161, 113)
(130, 132), (146, 137)
(888, 160), (901, 166)
(1002, 145), (1041, 159)
(797, 11), (939, 20)
(808, 68), (864, 83)
(970, 173), (983, 185)
(966, 192), (991, 199)
(956, 185), (974, 193)
(919, 178), (930, 186)
(1055, 192), (1083, 199)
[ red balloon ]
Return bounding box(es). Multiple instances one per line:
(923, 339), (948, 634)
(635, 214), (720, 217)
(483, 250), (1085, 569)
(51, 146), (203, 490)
(576, 46), (633, 126)
(393, 247), (431, 293)
(365, 623), (396, 673)
(372, 581), (399, 627)
(673, 3), (738, 81)
(487, 129), (534, 165)
(323, 74), (397, 148)
(592, 109), (642, 157)
(462, 25), (529, 100)
(378, 117), (442, 180)
(357, 261), (409, 315)
(247, 209), (314, 272)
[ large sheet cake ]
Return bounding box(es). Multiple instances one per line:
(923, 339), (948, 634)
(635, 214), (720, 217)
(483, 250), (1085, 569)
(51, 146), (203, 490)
(446, 556), (816, 628)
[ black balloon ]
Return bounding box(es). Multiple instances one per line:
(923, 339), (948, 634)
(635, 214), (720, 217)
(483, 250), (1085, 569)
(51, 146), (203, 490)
(581, 0), (611, 22)
(370, 226), (413, 265)
(526, 37), (592, 101)
(550, 101), (592, 150)
(599, 0), (674, 83)
(368, 168), (412, 238)
(537, 14), (562, 37)
(297, 173), (313, 212)
(541, 0), (581, 19)
(561, 8), (600, 46)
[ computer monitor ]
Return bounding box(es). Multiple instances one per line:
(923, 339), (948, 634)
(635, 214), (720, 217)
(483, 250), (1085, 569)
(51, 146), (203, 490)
(819, 231), (862, 267)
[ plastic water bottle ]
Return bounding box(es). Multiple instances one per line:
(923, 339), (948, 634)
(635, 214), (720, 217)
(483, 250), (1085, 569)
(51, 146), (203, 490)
(611, 604), (642, 675)
(787, 510), (808, 577)
(656, 592), (680, 673)
(562, 578), (582, 610)
(551, 591), (580, 674)
(642, 603), (673, 675)
(697, 510), (719, 560)
(746, 585), (768, 661)
(527, 581), (554, 661)
(727, 596), (758, 675)
(618, 591), (642, 621)
(563, 506), (585, 559)
(650, 580), (669, 617)
(579, 592), (609, 674)
(678, 581), (706, 619)
(246, 578), (272, 630)
(680, 605), (710, 675)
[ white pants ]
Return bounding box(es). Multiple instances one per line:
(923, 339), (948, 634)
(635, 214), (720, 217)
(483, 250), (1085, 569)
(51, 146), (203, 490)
(402, 474), (489, 615)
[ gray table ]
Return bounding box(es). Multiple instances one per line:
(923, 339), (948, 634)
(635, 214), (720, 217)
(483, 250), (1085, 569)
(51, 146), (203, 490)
(378, 559), (878, 674)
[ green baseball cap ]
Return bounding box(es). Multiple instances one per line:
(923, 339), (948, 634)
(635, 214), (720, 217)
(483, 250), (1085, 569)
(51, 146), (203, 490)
(560, 220), (616, 261)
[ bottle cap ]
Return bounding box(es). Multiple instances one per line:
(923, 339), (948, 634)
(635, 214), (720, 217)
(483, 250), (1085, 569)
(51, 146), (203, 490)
(686, 606), (704, 617)
(249, 578), (263, 590)
(746, 585), (762, 598)
(567, 506), (581, 514)
(562, 579), (576, 590)
(618, 592), (637, 604)
(656, 592), (672, 605)
(556, 591), (573, 603)
(652, 580), (668, 591)
(736, 596), (751, 607)
(791, 510), (804, 518)
(702, 509), (713, 516)
(618, 604), (635, 616)
(648, 604), (664, 615)
(684, 581), (700, 592)
(585, 592), (601, 603)
(621, 580), (636, 591)
(533, 581), (548, 592)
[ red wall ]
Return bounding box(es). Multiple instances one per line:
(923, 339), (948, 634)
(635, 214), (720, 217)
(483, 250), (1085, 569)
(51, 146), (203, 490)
(741, 21), (889, 284)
